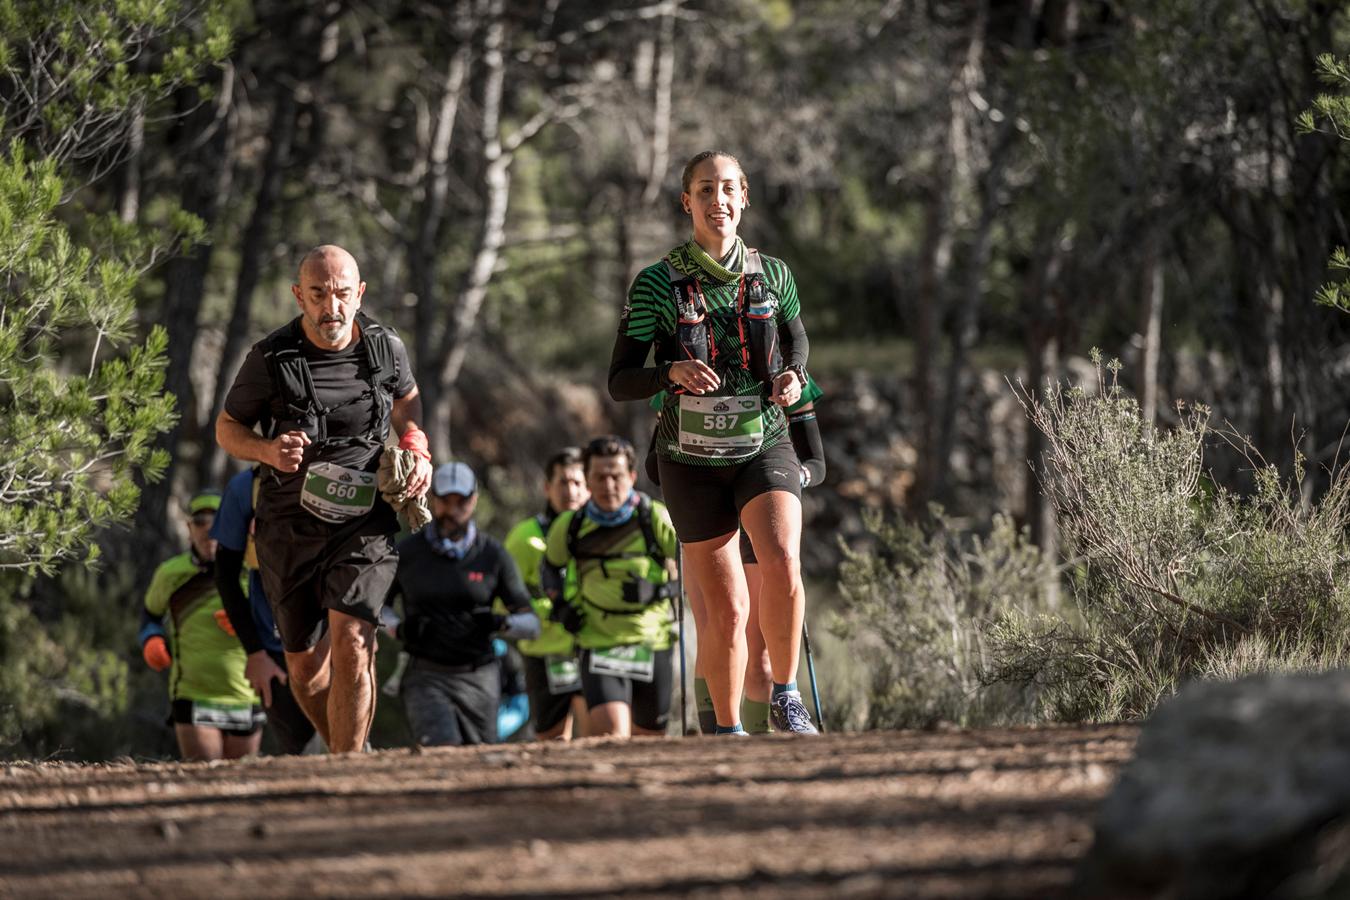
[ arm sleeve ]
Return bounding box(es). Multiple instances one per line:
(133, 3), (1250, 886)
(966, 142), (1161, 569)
(789, 408), (826, 488)
(497, 611), (542, 641)
(780, 314), (809, 370)
(214, 547), (265, 654)
(609, 265), (675, 402)
(138, 606), (166, 647)
(494, 546), (534, 614)
(608, 334), (667, 401)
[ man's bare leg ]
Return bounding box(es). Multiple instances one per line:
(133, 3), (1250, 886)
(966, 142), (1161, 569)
(588, 700), (632, 738)
(222, 729), (264, 760)
(285, 631), (334, 748)
(327, 609), (377, 752)
(174, 724), (224, 762)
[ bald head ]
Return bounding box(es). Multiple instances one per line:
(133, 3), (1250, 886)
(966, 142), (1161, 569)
(299, 244), (361, 285)
(292, 244), (366, 350)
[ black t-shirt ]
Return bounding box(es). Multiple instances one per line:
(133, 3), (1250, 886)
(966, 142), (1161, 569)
(223, 316), (416, 523)
(389, 530), (533, 668)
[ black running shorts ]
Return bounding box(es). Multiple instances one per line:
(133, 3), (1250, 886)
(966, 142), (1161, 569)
(657, 440), (802, 543)
(579, 647), (673, 732)
(255, 514), (398, 652)
(170, 700), (266, 736)
(522, 654), (582, 733)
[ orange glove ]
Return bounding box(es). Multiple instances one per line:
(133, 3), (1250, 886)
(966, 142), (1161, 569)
(399, 425), (431, 461)
(142, 635), (171, 672)
(213, 608), (237, 637)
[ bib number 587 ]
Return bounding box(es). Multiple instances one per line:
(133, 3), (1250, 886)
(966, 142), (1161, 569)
(703, 414), (738, 431)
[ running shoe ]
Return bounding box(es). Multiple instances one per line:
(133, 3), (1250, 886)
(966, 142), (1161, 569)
(769, 691), (819, 735)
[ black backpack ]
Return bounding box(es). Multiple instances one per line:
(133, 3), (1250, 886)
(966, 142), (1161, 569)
(260, 311), (399, 446)
(564, 495), (678, 610)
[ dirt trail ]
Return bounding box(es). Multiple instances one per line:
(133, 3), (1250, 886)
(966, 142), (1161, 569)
(0, 725), (1136, 898)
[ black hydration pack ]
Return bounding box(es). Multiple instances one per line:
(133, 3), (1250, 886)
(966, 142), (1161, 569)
(261, 311), (399, 449)
(664, 249), (782, 392)
(565, 495), (679, 611)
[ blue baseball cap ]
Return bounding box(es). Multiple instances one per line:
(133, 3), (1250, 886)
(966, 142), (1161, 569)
(432, 461), (477, 497)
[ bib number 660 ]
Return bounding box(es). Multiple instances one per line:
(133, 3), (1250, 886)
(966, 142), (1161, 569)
(326, 482), (359, 499)
(702, 414), (738, 431)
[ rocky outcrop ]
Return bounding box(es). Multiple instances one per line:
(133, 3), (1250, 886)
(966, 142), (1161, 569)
(1075, 671), (1350, 899)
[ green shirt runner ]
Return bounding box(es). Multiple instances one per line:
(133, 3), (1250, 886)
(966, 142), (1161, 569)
(545, 500), (679, 652)
(622, 238), (802, 467)
(144, 553), (257, 710)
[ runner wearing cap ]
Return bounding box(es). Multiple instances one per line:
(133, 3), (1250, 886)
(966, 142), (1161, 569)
(140, 491), (262, 761)
(503, 447), (591, 740)
(380, 462), (541, 746)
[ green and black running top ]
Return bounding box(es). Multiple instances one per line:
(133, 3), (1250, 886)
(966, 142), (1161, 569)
(143, 552), (257, 709)
(609, 237), (809, 467)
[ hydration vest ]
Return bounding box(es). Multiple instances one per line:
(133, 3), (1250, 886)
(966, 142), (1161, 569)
(664, 249), (782, 392)
(260, 311), (399, 450)
(565, 495), (678, 612)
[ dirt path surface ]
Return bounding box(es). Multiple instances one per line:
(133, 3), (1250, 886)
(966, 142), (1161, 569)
(0, 725), (1136, 898)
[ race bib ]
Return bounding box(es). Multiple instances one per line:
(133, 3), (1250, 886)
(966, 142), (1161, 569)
(546, 656), (582, 695)
(589, 645), (655, 683)
(191, 702), (261, 731)
(300, 461), (378, 523)
(677, 395), (763, 459)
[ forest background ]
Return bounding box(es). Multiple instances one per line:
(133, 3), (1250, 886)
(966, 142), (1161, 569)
(5, 0), (1350, 760)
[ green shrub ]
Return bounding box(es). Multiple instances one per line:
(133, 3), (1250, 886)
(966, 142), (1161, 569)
(982, 356), (1350, 721)
(832, 509), (1055, 729)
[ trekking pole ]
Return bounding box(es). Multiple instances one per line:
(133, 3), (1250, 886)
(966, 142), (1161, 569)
(802, 619), (825, 732)
(672, 545), (685, 734)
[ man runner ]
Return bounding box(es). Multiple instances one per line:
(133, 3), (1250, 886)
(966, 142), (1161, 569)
(504, 446), (591, 740)
(216, 244), (432, 753)
(381, 461), (540, 746)
(546, 436), (679, 738)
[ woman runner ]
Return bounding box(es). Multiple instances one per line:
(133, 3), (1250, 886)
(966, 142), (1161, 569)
(609, 150), (816, 735)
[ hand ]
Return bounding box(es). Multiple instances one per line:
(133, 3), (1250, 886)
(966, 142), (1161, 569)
(770, 369), (802, 408)
(245, 650), (288, 708)
(213, 608), (237, 637)
(269, 430), (311, 472)
(669, 360), (720, 395)
(378, 605), (402, 641)
(142, 635), (171, 672)
(557, 603), (585, 635)
(405, 454), (432, 498)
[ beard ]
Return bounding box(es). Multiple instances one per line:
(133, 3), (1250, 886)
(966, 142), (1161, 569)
(436, 515), (467, 538)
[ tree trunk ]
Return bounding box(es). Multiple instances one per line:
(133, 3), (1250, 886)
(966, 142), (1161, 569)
(197, 86), (298, 486)
(133, 71), (237, 556)
(1138, 229), (1164, 430)
(409, 13), (472, 437)
(426, 0), (510, 461)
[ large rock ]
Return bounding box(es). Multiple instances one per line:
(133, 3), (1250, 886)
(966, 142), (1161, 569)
(1076, 671), (1350, 898)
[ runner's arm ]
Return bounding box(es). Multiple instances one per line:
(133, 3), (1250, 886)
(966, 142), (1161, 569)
(494, 549), (541, 640)
(390, 387), (432, 495)
(216, 410), (310, 471)
(214, 546), (266, 654)
(608, 334), (667, 401)
(779, 314), (809, 370)
(789, 403), (826, 488)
